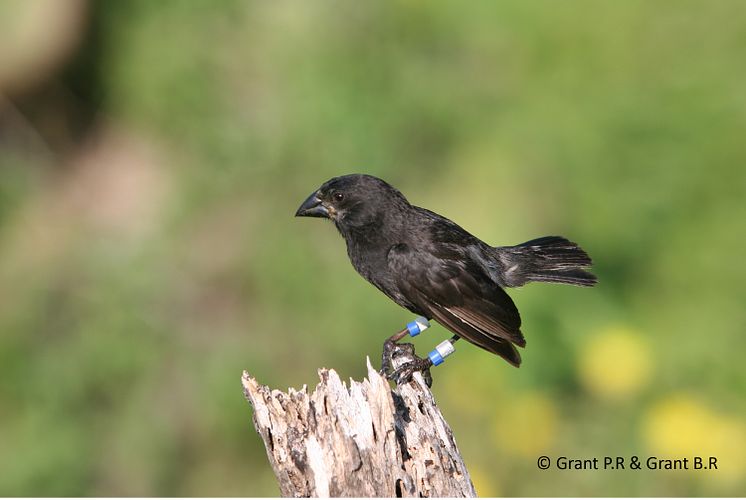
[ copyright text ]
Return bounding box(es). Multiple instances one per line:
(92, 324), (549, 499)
(537, 455), (718, 471)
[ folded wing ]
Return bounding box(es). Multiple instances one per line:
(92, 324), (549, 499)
(387, 242), (525, 366)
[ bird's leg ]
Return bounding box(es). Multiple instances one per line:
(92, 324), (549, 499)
(381, 327), (410, 375)
(389, 335), (461, 387)
(381, 316), (430, 376)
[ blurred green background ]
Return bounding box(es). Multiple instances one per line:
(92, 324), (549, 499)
(1, 0), (745, 496)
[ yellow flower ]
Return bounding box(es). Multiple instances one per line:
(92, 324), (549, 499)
(578, 325), (652, 399)
(644, 394), (746, 484)
(492, 392), (557, 457)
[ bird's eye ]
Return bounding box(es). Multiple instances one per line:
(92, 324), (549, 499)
(333, 192), (344, 202)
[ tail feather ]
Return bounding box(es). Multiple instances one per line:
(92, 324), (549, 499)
(496, 236), (597, 287)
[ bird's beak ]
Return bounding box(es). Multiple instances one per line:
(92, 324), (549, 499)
(295, 190), (329, 218)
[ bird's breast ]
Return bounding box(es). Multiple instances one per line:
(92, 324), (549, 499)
(345, 239), (390, 283)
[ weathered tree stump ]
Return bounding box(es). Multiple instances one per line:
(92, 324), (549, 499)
(242, 353), (476, 497)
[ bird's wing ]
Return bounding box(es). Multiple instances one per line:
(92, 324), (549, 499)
(387, 242), (525, 366)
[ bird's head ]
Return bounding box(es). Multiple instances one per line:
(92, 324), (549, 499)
(295, 174), (408, 231)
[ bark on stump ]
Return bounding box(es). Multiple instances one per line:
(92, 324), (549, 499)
(242, 355), (476, 497)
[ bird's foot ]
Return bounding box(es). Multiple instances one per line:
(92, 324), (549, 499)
(380, 340), (413, 376)
(388, 354), (433, 387)
(381, 341), (434, 386)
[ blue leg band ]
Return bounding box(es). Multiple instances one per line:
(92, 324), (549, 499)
(407, 321), (421, 336)
(428, 339), (456, 366)
(406, 316), (430, 337)
(429, 350), (445, 366)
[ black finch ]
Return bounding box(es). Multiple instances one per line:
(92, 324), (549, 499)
(296, 174), (596, 370)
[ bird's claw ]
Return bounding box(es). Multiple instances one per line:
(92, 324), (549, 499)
(380, 340), (415, 375)
(388, 356), (433, 387)
(381, 341), (433, 387)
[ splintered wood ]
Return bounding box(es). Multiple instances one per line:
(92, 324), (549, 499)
(242, 358), (475, 497)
